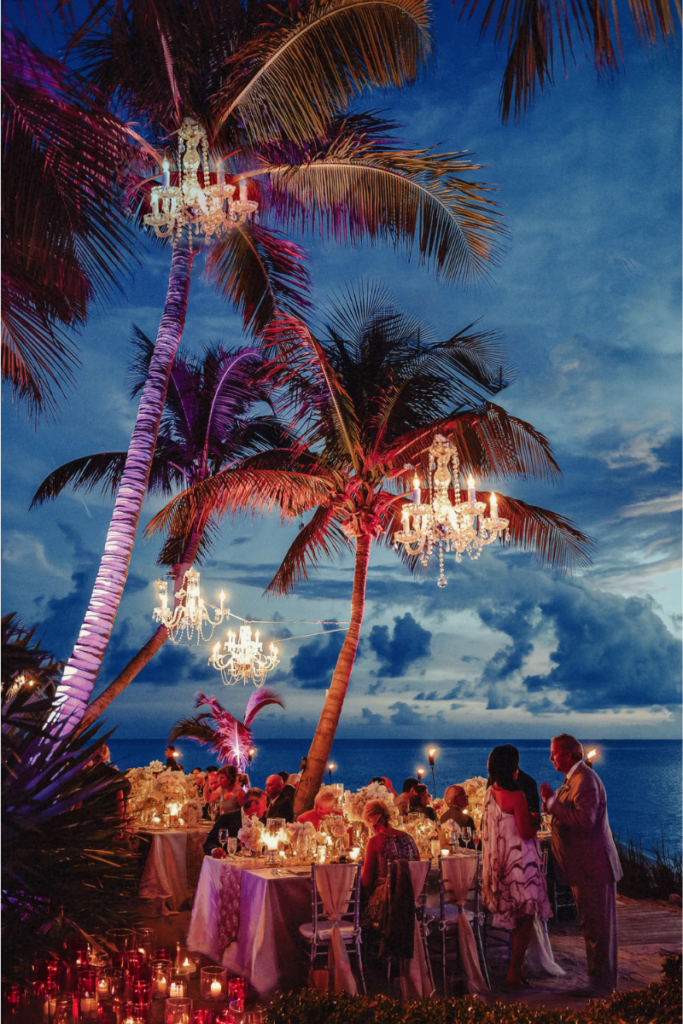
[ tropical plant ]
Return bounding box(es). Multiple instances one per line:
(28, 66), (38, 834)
(31, 329), (316, 731)
(1, 30), (137, 421)
(54, 0), (504, 730)
(1, 616), (138, 981)
(458, 0), (681, 122)
(169, 689), (285, 770)
(146, 285), (592, 812)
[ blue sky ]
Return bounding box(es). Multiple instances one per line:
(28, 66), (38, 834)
(2, 5), (681, 742)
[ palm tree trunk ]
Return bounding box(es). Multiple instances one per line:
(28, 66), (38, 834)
(293, 534), (372, 816)
(56, 244), (194, 728)
(75, 528), (204, 733)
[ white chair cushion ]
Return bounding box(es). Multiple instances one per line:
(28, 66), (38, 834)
(299, 920), (356, 942)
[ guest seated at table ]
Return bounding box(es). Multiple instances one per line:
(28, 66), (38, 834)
(440, 785), (476, 831)
(243, 787), (267, 822)
(360, 799), (419, 926)
(409, 783), (437, 821)
(394, 777), (419, 816)
(297, 785), (350, 836)
(204, 787), (268, 856)
(216, 766), (246, 815)
(369, 777), (398, 797)
(202, 765), (219, 819)
(265, 774), (294, 822)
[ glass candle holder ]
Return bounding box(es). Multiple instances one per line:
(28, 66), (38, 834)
(41, 982), (59, 1022)
(200, 965), (227, 1001)
(154, 949), (173, 962)
(191, 1011), (214, 1024)
(3, 983), (25, 1015)
(175, 946), (196, 975)
(227, 1002), (264, 1024)
(164, 998), (192, 1024)
(132, 979), (151, 1007)
(135, 928), (156, 964)
(150, 960), (172, 1000)
(228, 978), (248, 1002)
(53, 996), (76, 1024)
(67, 940), (90, 968)
(168, 974), (187, 999)
(106, 929), (137, 953)
(77, 968), (98, 1021)
(125, 952), (145, 979)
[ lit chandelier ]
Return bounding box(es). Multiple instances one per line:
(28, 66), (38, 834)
(144, 118), (257, 244)
(394, 433), (509, 588)
(153, 567), (227, 643)
(210, 626), (280, 688)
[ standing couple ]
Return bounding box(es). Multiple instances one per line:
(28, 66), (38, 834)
(482, 735), (621, 994)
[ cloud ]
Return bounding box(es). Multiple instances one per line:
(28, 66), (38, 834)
(388, 701), (425, 728)
(360, 707), (385, 728)
(368, 613), (432, 677)
(601, 430), (672, 473)
(285, 627), (346, 689)
(621, 493), (682, 518)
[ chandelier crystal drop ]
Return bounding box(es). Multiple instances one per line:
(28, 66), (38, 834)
(153, 567), (227, 643)
(209, 626), (280, 688)
(393, 433), (509, 588)
(144, 118), (257, 245)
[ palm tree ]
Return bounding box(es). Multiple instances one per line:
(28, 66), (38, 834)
(457, 0), (681, 121)
(54, 0), (505, 728)
(31, 329), (320, 731)
(146, 286), (592, 812)
(2, 30), (137, 420)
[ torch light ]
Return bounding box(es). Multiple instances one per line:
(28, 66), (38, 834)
(585, 747), (599, 768)
(327, 762), (336, 783)
(247, 748), (256, 766)
(416, 767), (425, 782)
(428, 748), (437, 797)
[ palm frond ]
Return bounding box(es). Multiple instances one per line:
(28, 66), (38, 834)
(498, 493), (593, 571)
(262, 142), (504, 284)
(265, 506), (352, 596)
(204, 223), (311, 334)
(213, 0), (432, 142)
(195, 693), (252, 767)
(244, 687), (285, 727)
(167, 713), (216, 746)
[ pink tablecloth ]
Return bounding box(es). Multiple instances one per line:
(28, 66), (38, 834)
(137, 827), (210, 915)
(187, 858), (312, 995)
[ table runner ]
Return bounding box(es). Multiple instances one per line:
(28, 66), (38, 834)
(441, 854), (488, 994)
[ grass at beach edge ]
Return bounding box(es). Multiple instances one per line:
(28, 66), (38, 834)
(265, 951), (681, 1024)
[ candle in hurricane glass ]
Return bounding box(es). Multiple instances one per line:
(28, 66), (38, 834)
(200, 965), (228, 1000)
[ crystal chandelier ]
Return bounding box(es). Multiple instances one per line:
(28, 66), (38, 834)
(209, 625), (280, 687)
(153, 567), (227, 643)
(394, 433), (509, 587)
(144, 118), (257, 245)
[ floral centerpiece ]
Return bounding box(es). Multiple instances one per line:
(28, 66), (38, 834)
(237, 819), (264, 854)
(459, 775), (488, 826)
(126, 763), (201, 825)
(343, 781), (398, 824)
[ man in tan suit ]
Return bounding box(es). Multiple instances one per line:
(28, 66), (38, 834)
(540, 734), (622, 993)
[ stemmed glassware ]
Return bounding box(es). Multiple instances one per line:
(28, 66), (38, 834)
(218, 829), (229, 854)
(227, 838), (238, 858)
(462, 827), (472, 847)
(473, 829), (481, 849)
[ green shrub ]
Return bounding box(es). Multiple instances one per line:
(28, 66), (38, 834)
(615, 833), (682, 901)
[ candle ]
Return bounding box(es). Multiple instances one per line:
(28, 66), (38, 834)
(490, 492), (498, 518)
(349, 847), (360, 861)
(80, 996), (97, 1014)
(210, 981), (222, 997)
(170, 983), (184, 997)
(97, 979), (108, 993)
(467, 475), (476, 504)
(157, 978), (167, 996)
(162, 158), (170, 188)
(441, 848), (449, 858)
(413, 474), (420, 505)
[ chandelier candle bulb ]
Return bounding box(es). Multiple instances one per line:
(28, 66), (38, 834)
(490, 492), (498, 518)
(162, 158), (170, 188)
(413, 475), (420, 504)
(467, 476), (476, 505)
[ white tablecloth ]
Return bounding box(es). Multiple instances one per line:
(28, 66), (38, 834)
(137, 827), (210, 915)
(188, 858), (312, 995)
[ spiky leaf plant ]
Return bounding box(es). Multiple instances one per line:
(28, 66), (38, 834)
(1, 616), (138, 981)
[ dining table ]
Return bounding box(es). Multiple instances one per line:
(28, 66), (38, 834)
(135, 824), (212, 915)
(187, 856), (313, 995)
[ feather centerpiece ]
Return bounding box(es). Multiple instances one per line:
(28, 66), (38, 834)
(169, 690), (284, 770)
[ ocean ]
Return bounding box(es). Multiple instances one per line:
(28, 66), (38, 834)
(107, 737), (682, 857)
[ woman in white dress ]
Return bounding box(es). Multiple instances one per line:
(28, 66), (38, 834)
(482, 745), (552, 990)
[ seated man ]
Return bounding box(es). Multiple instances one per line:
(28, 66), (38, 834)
(394, 777), (419, 816)
(204, 787), (267, 855)
(440, 785), (476, 830)
(265, 774), (294, 822)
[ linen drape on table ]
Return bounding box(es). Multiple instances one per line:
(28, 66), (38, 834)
(315, 865), (357, 994)
(442, 855), (488, 994)
(139, 832), (188, 915)
(396, 860), (433, 999)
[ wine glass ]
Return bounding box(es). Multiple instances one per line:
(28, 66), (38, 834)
(462, 826), (472, 847)
(473, 829), (481, 849)
(227, 837), (238, 858)
(218, 829), (229, 854)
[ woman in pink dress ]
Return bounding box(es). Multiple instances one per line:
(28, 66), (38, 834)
(361, 799), (419, 926)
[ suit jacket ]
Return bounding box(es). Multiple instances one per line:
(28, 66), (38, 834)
(267, 785), (294, 823)
(439, 806), (475, 831)
(550, 761), (622, 887)
(203, 811), (242, 855)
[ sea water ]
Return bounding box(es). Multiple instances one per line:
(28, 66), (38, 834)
(107, 736), (682, 857)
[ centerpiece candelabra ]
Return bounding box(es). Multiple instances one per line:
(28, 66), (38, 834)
(394, 433), (509, 587)
(210, 625), (279, 687)
(153, 567), (226, 643)
(144, 118), (257, 245)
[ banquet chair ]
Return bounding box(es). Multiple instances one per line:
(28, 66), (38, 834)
(381, 859), (434, 995)
(425, 854), (490, 994)
(299, 862), (366, 994)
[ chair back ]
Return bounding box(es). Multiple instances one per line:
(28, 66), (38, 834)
(439, 853), (480, 917)
(310, 862), (361, 935)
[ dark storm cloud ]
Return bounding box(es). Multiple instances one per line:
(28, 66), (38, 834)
(285, 627), (347, 689)
(368, 612), (432, 677)
(360, 707), (385, 728)
(388, 701), (424, 728)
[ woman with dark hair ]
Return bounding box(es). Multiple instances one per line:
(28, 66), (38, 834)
(409, 783), (437, 821)
(216, 765), (245, 815)
(482, 745), (551, 990)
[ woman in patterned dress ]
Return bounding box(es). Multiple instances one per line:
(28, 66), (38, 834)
(482, 745), (552, 989)
(360, 799), (419, 926)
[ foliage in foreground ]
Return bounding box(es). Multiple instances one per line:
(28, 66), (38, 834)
(1, 616), (138, 981)
(615, 833), (683, 901)
(266, 952), (682, 1024)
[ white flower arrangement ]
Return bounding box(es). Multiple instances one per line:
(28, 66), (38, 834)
(148, 759), (164, 773)
(432, 797), (446, 818)
(127, 765), (202, 822)
(443, 818), (461, 838)
(237, 820), (264, 853)
(343, 781), (398, 823)
(460, 776), (488, 804)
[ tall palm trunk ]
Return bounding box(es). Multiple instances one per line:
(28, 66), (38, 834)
(293, 534), (372, 816)
(75, 527), (203, 733)
(56, 245), (194, 728)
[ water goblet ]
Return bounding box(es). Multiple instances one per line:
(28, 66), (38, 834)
(473, 829), (481, 848)
(227, 837), (238, 857)
(218, 829), (230, 854)
(462, 827), (472, 847)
